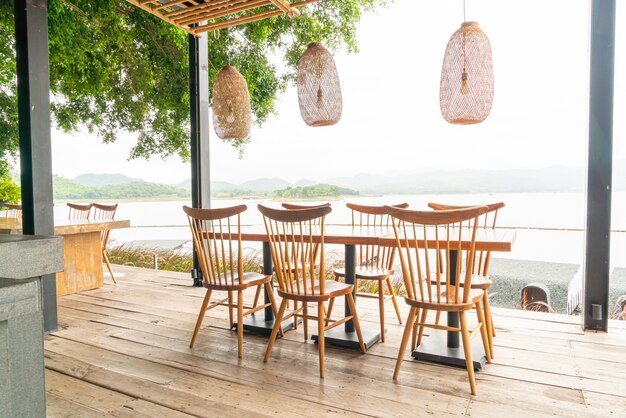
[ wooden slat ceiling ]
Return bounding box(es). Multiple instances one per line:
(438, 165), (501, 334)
(126, 0), (320, 36)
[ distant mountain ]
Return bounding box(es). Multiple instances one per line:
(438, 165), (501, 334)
(211, 181), (239, 193)
(293, 179), (316, 187)
(73, 173), (139, 187)
(239, 177), (291, 193)
(66, 159), (626, 198)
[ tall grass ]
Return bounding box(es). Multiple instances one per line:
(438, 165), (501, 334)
(108, 246), (404, 295)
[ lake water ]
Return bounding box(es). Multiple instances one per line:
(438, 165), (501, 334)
(62, 191), (626, 267)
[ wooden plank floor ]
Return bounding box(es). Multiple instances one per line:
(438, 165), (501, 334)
(45, 265), (626, 417)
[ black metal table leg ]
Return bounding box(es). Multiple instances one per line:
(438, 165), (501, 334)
(412, 250), (486, 370)
(238, 241), (295, 336)
(313, 244), (380, 349)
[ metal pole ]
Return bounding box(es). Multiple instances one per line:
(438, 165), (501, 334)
(14, 0), (57, 332)
(583, 0), (615, 332)
(189, 33), (211, 286)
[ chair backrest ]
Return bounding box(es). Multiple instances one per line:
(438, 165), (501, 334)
(347, 202), (408, 270)
(428, 202), (504, 275)
(281, 203), (330, 226)
(3, 204), (22, 219)
(281, 202), (331, 210)
(258, 204), (332, 297)
(67, 203), (92, 220)
(184, 205), (246, 287)
(91, 203), (118, 221)
(92, 203), (118, 248)
(385, 205), (489, 305)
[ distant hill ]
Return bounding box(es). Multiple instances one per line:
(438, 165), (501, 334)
(175, 179), (240, 193)
(274, 184), (359, 199)
(326, 165), (590, 194)
(73, 173), (139, 187)
(54, 176), (189, 200)
(175, 179), (191, 190)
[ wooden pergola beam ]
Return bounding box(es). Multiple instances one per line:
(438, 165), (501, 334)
(176, 0), (271, 27)
(125, 0), (319, 36)
(125, 0), (199, 35)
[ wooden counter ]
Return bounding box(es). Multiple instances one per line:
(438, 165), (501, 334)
(0, 218), (130, 296)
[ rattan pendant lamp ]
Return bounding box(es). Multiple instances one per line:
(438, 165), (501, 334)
(297, 42), (343, 127)
(440, 1), (494, 125)
(212, 65), (252, 140)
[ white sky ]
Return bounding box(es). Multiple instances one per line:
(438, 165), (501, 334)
(50, 0), (626, 185)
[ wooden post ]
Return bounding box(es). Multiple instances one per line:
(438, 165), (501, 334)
(583, 0), (615, 332)
(14, 0), (57, 332)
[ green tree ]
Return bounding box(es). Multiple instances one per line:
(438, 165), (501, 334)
(0, 0), (388, 176)
(0, 174), (20, 203)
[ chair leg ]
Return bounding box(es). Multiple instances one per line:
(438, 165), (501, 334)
(476, 300), (492, 362)
(482, 291), (495, 353)
(460, 311), (477, 396)
(434, 311), (442, 326)
(264, 282), (283, 337)
(293, 301), (298, 329)
(386, 278), (402, 325)
(228, 291), (234, 329)
(190, 288), (212, 348)
(346, 294), (366, 353)
(303, 303), (309, 341)
(378, 282), (386, 342)
(410, 308), (421, 351)
(103, 251), (116, 284)
(237, 290), (244, 358)
(252, 285), (262, 309)
(318, 302), (325, 378)
(264, 299), (288, 363)
(416, 309), (428, 347)
(393, 306), (417, 380)
(326, 297), (335, 324)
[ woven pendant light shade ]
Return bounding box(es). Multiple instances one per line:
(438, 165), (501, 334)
(440, 22), (494, 125)
(297, 42), (342, 127)
(212, 65), (251, 140)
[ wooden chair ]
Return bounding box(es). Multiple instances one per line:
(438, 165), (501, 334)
(3, 204), (22, 219)
(258, 204), (366, 378)
(386, 205), (492, 395)
(184, 205), (279, 358)
(91, 203), (118, 284)
(67, 203), (92, 220)
(427, 202), (504, 355)
(331, 202), (407, 342)
(279, 202), (331, 320)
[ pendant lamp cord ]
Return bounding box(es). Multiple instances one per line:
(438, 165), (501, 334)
(463, 0), (466, 22)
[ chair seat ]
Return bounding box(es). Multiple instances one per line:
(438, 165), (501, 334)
(404, 286), (485, 312)
(203, 271), (270, 291)
(278, 280), (354, 302)
(333, 267), (393, 280)
(429, 273), (492, 290)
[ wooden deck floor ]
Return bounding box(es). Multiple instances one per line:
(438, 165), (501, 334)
(45, 265), (626, 417)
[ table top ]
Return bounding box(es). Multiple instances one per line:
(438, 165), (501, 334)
(213, 224), (515, 252)
(0, 218), (131, 236)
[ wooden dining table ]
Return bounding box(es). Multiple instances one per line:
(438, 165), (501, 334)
(0, 217), (130, 296)
(232, 224), (515, 359)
